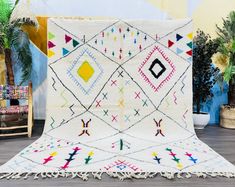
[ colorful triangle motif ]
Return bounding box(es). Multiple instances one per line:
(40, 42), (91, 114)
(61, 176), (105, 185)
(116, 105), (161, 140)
(48, 41), (56, 49)
(187, 41), (193, 49)
(176, 34), (183, 41)
(187, 33), (193, 40)
(65, 34), (72, 43)
(176, 48), (183, 54)
(73, 39), (79, 48)
(187, 57), (192, 62)
(186, 50), (192, 56)
(48, 32), (55, 40)
(62, 48), (69, 56)
(168, 40), (174, 48)
(48, 50), (55, 57)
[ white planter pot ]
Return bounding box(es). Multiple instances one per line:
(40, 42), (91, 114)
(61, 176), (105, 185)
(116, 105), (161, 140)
(193, 113), (210, 129)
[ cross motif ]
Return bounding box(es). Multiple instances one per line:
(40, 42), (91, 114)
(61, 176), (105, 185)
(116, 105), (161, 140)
(112, 115), (118, 122)
(103, 109), (109, 116)
(111, 80), (117, 86)
(118, 99), (125, 108)
(95, 100), (102, 107)
(125, 80), (131, 85)
(118, 71), (124, 78)
(124, 115), (131, 122)
(119, 87), (124, 94)
(102, 92), (108, 100)
(134, 109), (140, 116)
(134, 91), (141, 99)
(142, 99), (148, 107)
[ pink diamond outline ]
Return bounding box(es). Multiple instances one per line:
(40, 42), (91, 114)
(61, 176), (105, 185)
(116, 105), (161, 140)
(138, 46), (175, 92)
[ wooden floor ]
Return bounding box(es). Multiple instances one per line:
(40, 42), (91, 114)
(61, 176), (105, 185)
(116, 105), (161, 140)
(0, 122), (235, 187)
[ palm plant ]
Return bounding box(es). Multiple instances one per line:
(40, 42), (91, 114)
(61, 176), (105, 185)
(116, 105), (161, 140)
(212, 11), (235, 106)
(0, 0), (38, 86)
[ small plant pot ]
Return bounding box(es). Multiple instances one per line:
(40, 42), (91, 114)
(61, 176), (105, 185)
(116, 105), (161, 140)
(193, 113), (210, 129)
(220, 105), (235, 129)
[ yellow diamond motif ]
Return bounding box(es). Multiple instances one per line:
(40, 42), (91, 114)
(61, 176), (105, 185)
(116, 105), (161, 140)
(77, 60), (94, 83)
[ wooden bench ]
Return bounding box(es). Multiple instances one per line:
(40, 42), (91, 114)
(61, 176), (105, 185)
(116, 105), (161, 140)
(0, 82), (33, 137)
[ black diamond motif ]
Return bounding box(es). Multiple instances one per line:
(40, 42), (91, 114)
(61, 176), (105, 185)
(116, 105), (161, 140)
(148, 58), (166, 79)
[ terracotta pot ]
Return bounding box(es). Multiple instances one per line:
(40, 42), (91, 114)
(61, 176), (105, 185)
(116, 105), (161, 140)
(220, 105), (235, 129)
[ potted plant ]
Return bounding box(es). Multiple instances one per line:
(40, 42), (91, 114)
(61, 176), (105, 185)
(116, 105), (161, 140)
(0, 0), (38, 87)
(0, 0), (38, 123)
(193, 30), (219, 129)
(211, 11), (235, 129)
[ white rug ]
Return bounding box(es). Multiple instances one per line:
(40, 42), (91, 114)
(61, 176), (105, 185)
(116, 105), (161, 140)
(0, 18), (235, 180)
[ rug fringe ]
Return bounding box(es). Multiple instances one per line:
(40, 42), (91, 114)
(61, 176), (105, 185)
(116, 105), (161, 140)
(0, 172), (234, 180)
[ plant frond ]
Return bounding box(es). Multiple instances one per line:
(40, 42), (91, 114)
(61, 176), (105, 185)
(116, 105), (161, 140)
(10, 1), (39, 29)
(0, 0), (13, 24)
(14, 0), (20, 6)
(11, 27), (32, 84)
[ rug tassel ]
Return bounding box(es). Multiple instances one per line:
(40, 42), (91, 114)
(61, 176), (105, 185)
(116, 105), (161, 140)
(177, 173), (183, 179)
(185, 172), (192, 178)
(132, 172), (148, 179)
(23, 172), (31, 180)
(0, 173), (13, 179)
(71, 172), (77, 179)
(34, 173), (40, 180)
(195, 172), (207, 178)
(77, 172), (89, 181)
(0, 171), (235, 180)
(160, 172), (175, 179)
(46, 172), (52, 178)
(92, 172), (103, 180)
(6, 173), (16, 179)
(11, 173), (22, 179)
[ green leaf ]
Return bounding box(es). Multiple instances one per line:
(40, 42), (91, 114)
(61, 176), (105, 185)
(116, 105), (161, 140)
(11, 27), (32, 84)
(0, 0), (13, 24)
(232, 39), (235, 53)
(232, 65), (235, 74)
(14, 0), (19, 6)
(224, 65), (233, 83)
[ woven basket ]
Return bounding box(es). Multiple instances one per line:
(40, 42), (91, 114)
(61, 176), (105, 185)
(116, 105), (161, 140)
(220, 105), (235, 129)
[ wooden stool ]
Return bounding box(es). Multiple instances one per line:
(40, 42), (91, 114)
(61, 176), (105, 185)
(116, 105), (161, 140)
(0, 82), (33, 137)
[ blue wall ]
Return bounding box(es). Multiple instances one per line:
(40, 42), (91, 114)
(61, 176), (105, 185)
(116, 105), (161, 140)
(202, 83), (228, 125)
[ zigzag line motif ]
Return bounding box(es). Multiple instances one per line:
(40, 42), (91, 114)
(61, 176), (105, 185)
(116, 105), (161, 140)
(60, 90), (68, 107)
(165, 97), (170, 108)
(49, 65), (88, 110)
(50, 117), (55, 129)
(51, 77), (57, 91)
(182, 108), (189, 128)
(173, 91), (178, 105)
(183, 109), (188, 119)
(180, 75), (187, 94)
(69, 104), (75, 116)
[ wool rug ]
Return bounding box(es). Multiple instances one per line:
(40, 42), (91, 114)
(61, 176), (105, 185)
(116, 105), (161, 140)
(0, 18), (235, 180)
